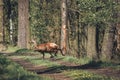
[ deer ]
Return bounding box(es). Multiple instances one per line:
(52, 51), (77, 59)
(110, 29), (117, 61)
(30, 39), (65, 59)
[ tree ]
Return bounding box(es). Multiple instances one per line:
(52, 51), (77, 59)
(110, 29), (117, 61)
(18, 0), (29, 48)
(101, 0), (118, 61)
(61, 0), (67, 55)
(0, 0), (3, 42)
(0, 0), (6, 51)
(115, 0), (120, 52)
(101, 24), (115, 60)
(29, 0), (61, 44)
(87, 26), (97, 59)
(77, 0), (98, 59)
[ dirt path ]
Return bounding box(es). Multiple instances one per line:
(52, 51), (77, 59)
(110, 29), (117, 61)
(88, 68), (120, 78)
(9, 57), (72, 80)
(9, 57), (120, 80)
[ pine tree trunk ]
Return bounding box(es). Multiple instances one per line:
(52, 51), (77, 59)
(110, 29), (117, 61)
(18, 0), (29, 48)
(61, 0), (67, 55)
(87, 26), (97, 59)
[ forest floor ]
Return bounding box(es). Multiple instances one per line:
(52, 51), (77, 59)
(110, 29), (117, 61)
(0, 53), (120, 80)
(1, 52), (120, 80)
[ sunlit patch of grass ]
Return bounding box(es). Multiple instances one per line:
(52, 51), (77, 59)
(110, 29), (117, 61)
(4, 46), (20, 53)
(8, 55), (40, 60)
(11, 48), (40, 56)
(9, 55), (60, 67)
(65, 70), (119, 80)
(78, 57), (92, 65)
(15, 48), (34, 54)
(26, 58), (60, 67)
(61, 56), (92, 65)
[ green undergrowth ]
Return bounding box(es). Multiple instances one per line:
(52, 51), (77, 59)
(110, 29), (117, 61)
(9, 51), (120, 70)
(61, 56), (92, 65)
(0, 54), (52, 80)
(10, 48), (37, 56)
(2, 46), (120, 80)
(4, 46), (20, 53)
(4, 48), (120, 80)
(65, 70), (119, 80)
(25, 56), (60, 67)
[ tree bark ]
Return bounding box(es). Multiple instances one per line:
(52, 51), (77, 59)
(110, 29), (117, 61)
(101, 25), (114, 61)
(18, 0), (29, 48)
(0, 0), (3, 42)
(61, 0), (67, 55)
(87, 26), (97, 59)
(0, 0), (6, 51)
(116, 0), (120, 52)
(116, 24), (120, 51)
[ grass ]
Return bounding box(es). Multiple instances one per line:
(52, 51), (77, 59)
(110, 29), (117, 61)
(0, 54), (52, 80)
(64, 70), (119, 80)
(25, 56), (60, 67)
(8, 49), (120, 70)
(3, 46), (120, 80)
(4, 46), (20, 53)
(62, 56), (92, 65)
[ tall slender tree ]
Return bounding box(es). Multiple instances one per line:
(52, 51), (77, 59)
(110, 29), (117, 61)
(61, 0), (67, 55)
(0, 0), (3, 42)
(18, 0), (29, 48)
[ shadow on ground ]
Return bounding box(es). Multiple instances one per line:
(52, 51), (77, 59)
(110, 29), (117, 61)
(37, 60), (120, 74)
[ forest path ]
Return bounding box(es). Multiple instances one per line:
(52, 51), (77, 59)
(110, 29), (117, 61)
(8, 57), (120, 80)
(9, 57), (72, 80)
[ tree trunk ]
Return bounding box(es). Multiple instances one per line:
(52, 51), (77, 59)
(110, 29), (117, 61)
(101, 25), (114, 61)
(61, 0), (67, 55)
(116, 0), (120, 52)
(116, 24), (120, 52)
(0, 0), (3, 42)
(18, 0), (29, 48)
(87, 26), (97, 59)
(0, 0), (6, 51)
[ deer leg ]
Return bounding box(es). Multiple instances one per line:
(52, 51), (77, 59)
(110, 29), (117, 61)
(50, 52), (54, 58)
(54, 50), (58, 56)
(59, 49), (64, 56)
(42, 52), (45, 59)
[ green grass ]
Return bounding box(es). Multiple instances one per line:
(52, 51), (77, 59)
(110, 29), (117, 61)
(4, 47), (120, 80)
(111, 65), (120, 70)
(4, 46), (20, 53)
(0, 54), (52, 80)
(65, 70), (119, 80)
(9, 55), (60, 67)
(99, 61), (120, 70)
(62, 56), (92, 65)
(9, 52), (120, 70)
(24, 56), (60, 67)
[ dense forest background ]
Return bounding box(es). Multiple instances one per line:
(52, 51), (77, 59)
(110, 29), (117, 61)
(0, 0), (120, 61)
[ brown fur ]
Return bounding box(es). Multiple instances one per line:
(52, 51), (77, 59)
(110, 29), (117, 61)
(30, 40), (64, 58)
